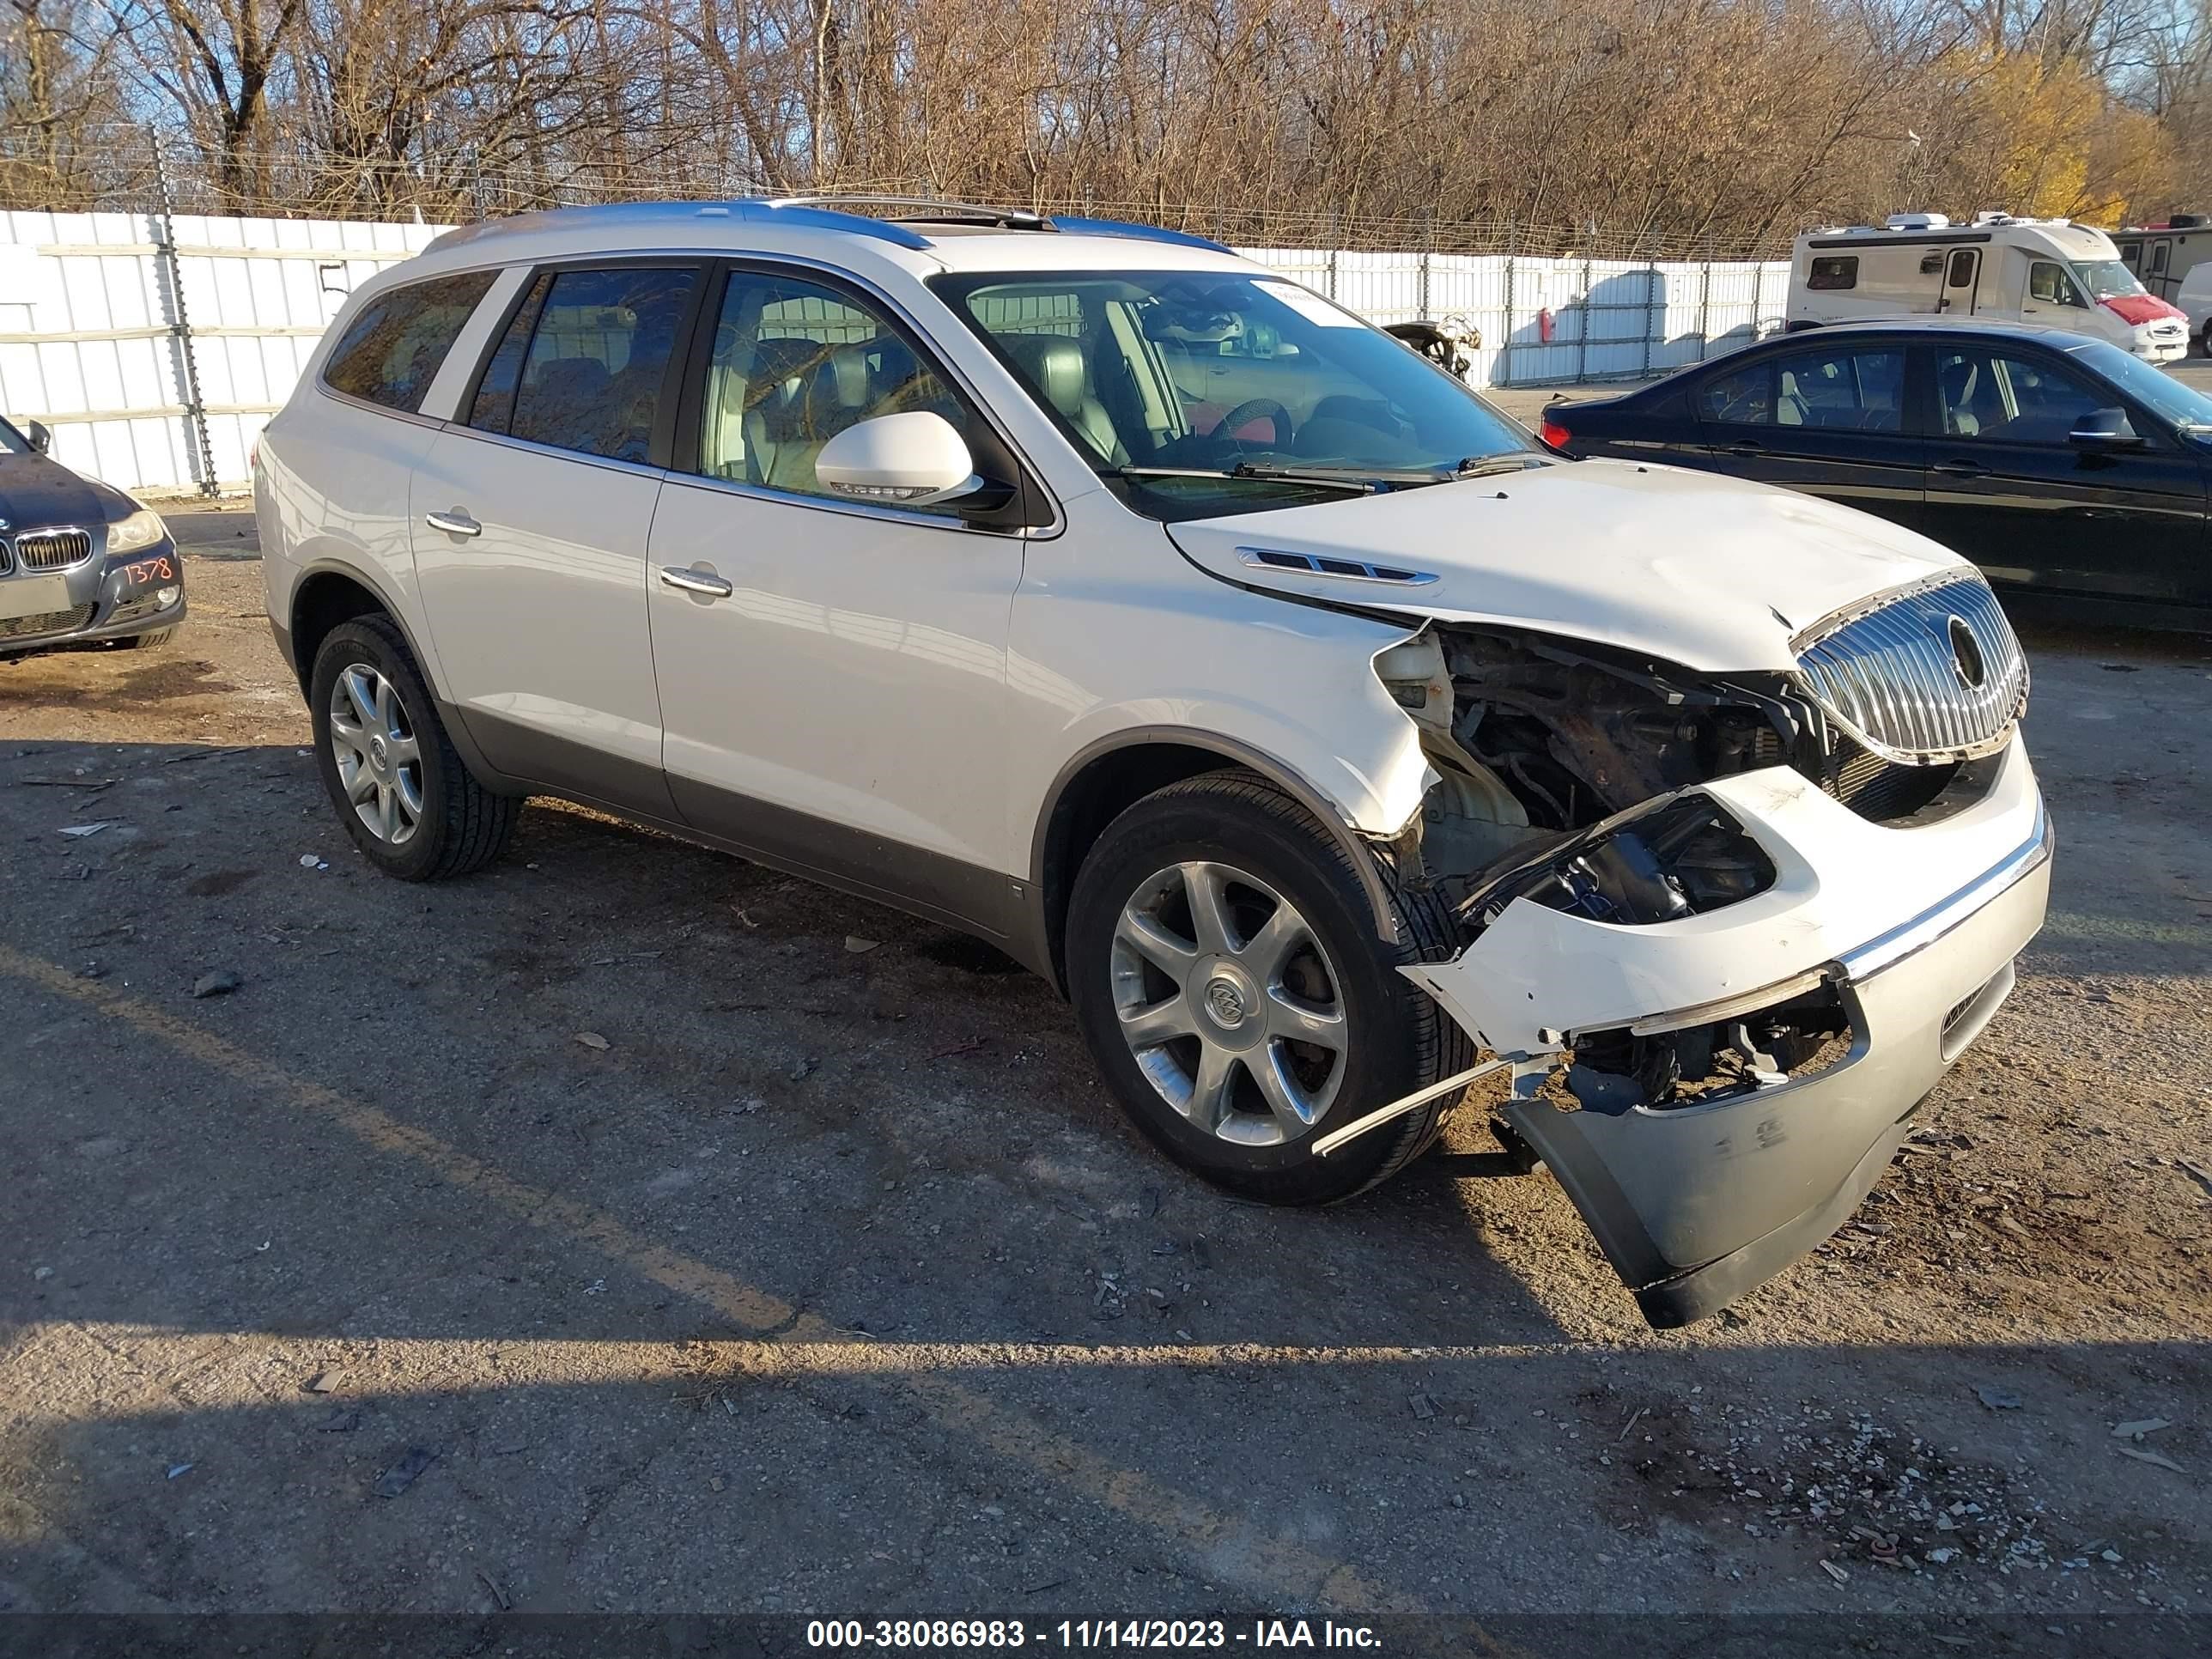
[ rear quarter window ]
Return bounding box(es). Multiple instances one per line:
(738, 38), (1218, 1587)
(322, 271), (497, 412)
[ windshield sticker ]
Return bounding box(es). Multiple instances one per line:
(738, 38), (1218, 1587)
(1255, 280), (1364, 327)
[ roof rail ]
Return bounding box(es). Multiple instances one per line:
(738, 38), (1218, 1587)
(766, 194), (1049, 230)
(764, 194), (1235, 252)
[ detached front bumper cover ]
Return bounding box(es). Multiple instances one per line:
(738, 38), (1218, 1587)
(1402, 738), (2053, 1327)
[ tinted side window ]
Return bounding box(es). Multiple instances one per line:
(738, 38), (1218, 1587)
(1773, 348), (1905, 431)
(1937, 349), (2107, 443)
(322, 271), (495, 411)
(691, 269), (981, 510)
(1806, 256), (1856, 291)
(505, 267), (698, 464)
(467, 272), (552, 433)
(1698, 362), (1773, 425)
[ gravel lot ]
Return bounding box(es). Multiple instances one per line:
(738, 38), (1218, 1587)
(1, 497), (2208, 1638)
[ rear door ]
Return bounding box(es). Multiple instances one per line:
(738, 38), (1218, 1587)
(1921, 340), (2209, 605)
(1692, 342), (1929, 533)
(410, 260), (705, 812)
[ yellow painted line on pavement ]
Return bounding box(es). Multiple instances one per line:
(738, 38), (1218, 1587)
(0, 942), (1446, 1610)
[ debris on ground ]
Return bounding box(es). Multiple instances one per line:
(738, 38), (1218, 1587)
(372, 1446), (436, 1498)
(165, 1463), (192, 1480)
(2114, 1446), (2187, 1474)
(191, 970), (241, 999)
(574, 1031), (610, 1051)
(307, 1369), (343, 1393)
(2111, 1419), (2171, 1439)
(845, 935), (881, 953)
(298, 854), (327, 870)
(1973, 1384), (2022, 1410)
(1409, 1393), (1437, 1420)
(58, 822), (117, 838)
(316, 1407), (361, 1433)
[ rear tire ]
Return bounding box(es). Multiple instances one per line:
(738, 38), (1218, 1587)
(1065, 771), (1470, 1205)
(309, 615), (518, 880)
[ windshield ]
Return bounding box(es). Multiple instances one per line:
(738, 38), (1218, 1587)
(930, 269), (1537, 519)
(0, 416), (28, 455)
(2072, 259), (2146, 301)
(2071, 339), (2212, 432)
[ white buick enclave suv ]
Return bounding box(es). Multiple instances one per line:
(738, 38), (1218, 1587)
(257, 198), (2052, 1326)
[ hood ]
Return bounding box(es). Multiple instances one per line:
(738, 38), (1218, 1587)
(0, 451), (131, 532)
(2101, 293), (2187, 326)
(1164, 459), (1968, 672)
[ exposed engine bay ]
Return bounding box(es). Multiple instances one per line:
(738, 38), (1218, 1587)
(1372, 623), (1990, 1109)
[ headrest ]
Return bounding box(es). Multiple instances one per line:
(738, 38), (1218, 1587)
(829, 343), (869, 409)
(1006, 334), (1087, 417)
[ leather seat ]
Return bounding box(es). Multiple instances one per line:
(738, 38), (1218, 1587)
(1006, 334), (1123, 463)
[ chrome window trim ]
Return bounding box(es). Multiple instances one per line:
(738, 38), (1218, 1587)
(313, 380), (447, 430)
(430, 422), (672, 486)
(658, 466), (1047, 539)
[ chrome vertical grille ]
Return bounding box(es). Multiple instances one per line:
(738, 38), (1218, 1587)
(1793, 571), (2027, 763)
(13, 529), (93, 570)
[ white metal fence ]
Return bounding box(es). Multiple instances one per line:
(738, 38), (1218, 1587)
(0, 210), (1790, 496)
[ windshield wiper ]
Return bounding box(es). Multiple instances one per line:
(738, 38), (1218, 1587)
(1453, 453), (1551, 477)
(1114, 465), (1375, 495)
(1230, 461), (1456, 489)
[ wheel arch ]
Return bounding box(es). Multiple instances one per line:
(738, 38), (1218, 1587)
(1028, 728), (1403, 996)
(289, 562), (425, 696)
(288, 561), (513, 794)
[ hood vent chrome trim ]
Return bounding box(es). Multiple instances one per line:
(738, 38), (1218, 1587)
(1236, 546), (1440, 586)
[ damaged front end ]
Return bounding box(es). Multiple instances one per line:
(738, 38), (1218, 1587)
(1361, 576), (2051, 1326)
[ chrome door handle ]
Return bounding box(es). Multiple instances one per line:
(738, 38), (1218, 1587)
(424, 509), (481, 538)
(659, 565), (733, 599)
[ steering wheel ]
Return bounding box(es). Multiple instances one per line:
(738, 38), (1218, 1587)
(1212, 397), (1293, 451)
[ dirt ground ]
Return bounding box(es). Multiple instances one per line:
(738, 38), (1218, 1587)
(1, 501), (2208, 1642)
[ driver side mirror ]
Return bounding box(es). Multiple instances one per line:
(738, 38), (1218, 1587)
(817, 411), (1005, 509)
(27, 419), (52, 455)
(2069, 407), (2144, 449)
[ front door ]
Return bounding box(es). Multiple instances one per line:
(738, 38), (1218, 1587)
(644, 263), (1031, 934)
(1921, 341), (2209, 606)
(410, 260), (703, 811)
(1692, 342), (1929, 534)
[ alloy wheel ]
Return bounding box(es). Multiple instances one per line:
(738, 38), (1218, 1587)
(1108, 860), (1349, 1146)
(327, 663), (423, 846)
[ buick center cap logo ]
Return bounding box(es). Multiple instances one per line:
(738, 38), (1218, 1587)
(1945, 614), (1987, 690)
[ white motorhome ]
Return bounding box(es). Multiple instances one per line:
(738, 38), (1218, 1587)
(1789, 212), (2189, 362)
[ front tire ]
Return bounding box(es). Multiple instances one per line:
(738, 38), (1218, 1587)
(309, 615), (518, 880)
(1066, 772), (1469, 1205)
